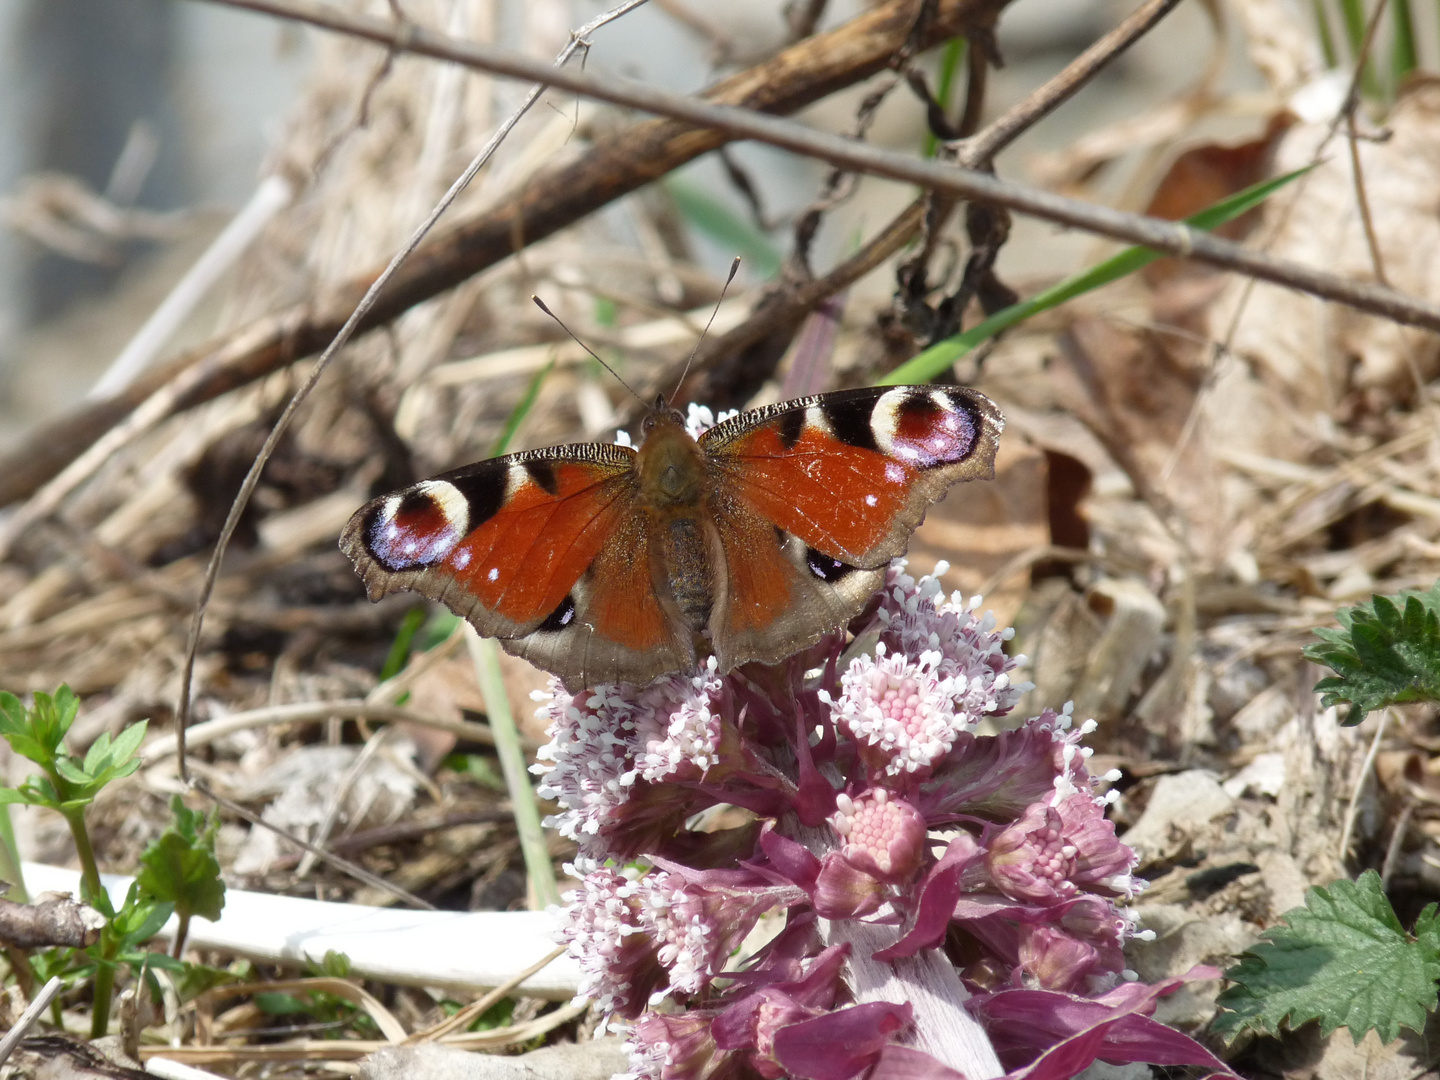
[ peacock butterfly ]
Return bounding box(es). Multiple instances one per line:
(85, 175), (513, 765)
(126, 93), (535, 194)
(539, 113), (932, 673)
(340, 385), (1003, 690)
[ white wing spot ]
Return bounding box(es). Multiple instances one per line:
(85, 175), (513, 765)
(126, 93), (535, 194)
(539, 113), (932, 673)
(487, 567), (500, 582)
(453, 549), (471, 570)
(865, 494), (878, 506)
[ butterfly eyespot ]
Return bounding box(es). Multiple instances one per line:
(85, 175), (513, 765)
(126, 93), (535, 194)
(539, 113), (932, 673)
(538, 594), (578, 632)
(871, 388), (978, 468)
(805, 547), (859, 583)
(364, 481), (469, 569)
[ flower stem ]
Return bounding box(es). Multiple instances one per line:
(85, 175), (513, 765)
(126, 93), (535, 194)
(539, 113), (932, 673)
(58, 806), (104, 912)
(823, 918), (1003, 1079)
(465, 629), (560, 909)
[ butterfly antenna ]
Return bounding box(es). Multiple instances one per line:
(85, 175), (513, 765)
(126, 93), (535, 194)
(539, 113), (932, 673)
(671, 256), (741, 403)
(531, 295), (646, 406)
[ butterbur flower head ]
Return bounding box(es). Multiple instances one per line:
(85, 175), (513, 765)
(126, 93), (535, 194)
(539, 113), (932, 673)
(830, 788), (926, 883)
(1051, 789), (1137, 897)
(872, 563), (1028, 715)
(625, 1011), (719, 1080)
(534, 659), (724, 858)
(830, 642), (964, 777)
(629, 658), (726, 784)
(1016, 923), (1101, 993)
(986, 802), (1079, 905)
(643, 871), (787, 1000)
(559, 867), (665, 1018)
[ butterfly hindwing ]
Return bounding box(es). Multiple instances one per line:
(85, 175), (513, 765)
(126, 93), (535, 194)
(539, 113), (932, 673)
(695, 385), (1001, 670)
(706, 487), (886, 672)
(505, 505), (695, 688)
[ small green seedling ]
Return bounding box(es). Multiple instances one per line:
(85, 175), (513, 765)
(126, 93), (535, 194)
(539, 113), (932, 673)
(0, 686), (223, 1037)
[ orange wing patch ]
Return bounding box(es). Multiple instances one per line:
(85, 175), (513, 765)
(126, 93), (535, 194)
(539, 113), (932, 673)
(716, 423), (915, 562)
(582, 513), (673, 652)
(446, 461), (632, 626)
(712, 496), (794, 633)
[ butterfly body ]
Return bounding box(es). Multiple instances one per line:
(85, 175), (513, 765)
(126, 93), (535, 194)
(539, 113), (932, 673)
(342, 385), (1003, 690)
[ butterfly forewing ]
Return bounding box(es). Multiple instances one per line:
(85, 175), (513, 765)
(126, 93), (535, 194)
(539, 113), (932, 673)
(342, 443), (635, 636)
(700, 386), (1003, 567)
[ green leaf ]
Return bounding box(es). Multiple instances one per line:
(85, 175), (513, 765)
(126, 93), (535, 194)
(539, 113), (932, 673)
(136, 796), (225, 923)
(0, 692), (25, 734)
(110, 892), (174, 946)
(102, 720), (147, 772)
(881, 167), (1312, 385)
(172, 961), (241, 1002)
(254, 991), (310, 1016)
(1214, 871), (1440, 1045)
(54, 756), (94, 787)
(52, 686), (79, 739)
(1303, 580), (1440, 720)
(114, 948), (186, 973)
(310, 950), (353, 979)
(82, 731), (113, 776)
(0, 787), (41, 807)
(2, 734), (52, 769)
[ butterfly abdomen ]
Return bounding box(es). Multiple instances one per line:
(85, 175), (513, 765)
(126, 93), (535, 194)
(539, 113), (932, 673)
(655, 515), (716, 632)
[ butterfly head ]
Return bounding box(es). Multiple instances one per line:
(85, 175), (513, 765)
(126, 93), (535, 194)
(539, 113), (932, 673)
(637, 395), (706, 508)
(641, 393), (687, 436)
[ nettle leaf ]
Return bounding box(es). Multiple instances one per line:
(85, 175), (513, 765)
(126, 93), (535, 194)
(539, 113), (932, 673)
(1304, 581), (1440, 721)
(1214, 871), (1440, 1045)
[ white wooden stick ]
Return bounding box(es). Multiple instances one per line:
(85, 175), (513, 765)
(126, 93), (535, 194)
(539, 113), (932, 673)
(22, 863), (580, 999)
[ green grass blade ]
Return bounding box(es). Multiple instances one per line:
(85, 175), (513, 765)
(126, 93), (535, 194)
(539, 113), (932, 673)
(464, 631), (560, 910)
(880, 166), (1311, 385)
(665, 176), (781, 279)
(1312, 0), (1340, 68)
(378, 606), (426, 683)
(1338, 0), (1382, 99)
(1391, 0), (1419, 88)
(488, 356), (555, 458)
(1339, 0), (1367, 54)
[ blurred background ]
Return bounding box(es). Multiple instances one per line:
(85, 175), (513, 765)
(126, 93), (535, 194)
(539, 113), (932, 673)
(0, 0), (1258, 444)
